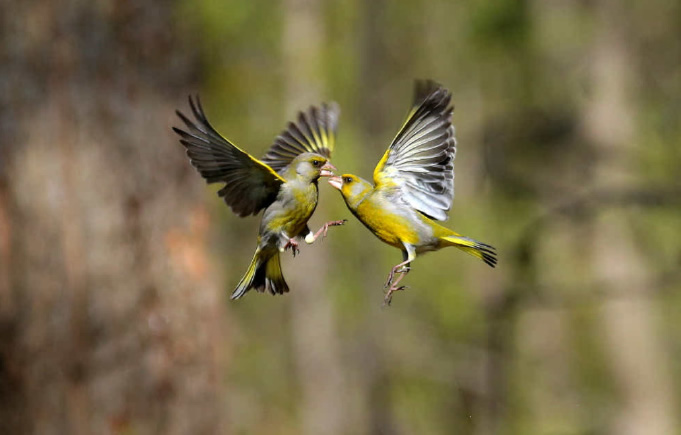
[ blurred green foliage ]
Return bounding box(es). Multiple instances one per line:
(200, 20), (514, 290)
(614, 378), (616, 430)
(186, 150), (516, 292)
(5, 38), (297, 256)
(175, 0), (681, 433)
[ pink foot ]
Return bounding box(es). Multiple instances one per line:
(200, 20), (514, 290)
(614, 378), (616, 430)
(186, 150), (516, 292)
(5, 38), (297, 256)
(308, 220), (347, 243)
(284, 238), (300, 257)
(384, 264), (411, 288)
(383, 285), (409, 307)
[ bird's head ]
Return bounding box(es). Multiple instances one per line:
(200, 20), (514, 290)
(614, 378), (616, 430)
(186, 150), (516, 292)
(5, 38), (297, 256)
(328, 174), (373, 209)
(289, 153), (336, 181)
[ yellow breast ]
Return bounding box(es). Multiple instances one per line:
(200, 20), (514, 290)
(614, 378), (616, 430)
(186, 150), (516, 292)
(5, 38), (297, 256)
(355, 197), (420, 249)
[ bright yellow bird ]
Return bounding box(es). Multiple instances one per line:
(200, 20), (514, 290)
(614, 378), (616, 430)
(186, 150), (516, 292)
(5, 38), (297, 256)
(174, 96), (345, 299)
(328, 81), (496, 305)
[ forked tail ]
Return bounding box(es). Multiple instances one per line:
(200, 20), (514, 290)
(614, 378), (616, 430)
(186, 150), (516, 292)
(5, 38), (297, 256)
(230, 248), (289, 299)
(441, 235), (497, 268)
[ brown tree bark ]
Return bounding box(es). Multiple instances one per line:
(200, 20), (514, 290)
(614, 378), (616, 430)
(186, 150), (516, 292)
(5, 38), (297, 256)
(0, 1), (229, 433)
(584, 1), (677, 434)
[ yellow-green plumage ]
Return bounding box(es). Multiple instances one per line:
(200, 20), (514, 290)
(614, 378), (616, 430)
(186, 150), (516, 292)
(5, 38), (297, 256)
(355, 199), (420, 248)
(329, 80), (496, 304)
(174, 96), (342, 300)
(338, 175), (496, 267)
(261, 178), (318, 238)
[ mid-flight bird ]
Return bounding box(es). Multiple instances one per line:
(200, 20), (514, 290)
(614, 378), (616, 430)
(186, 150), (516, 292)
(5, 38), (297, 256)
(328, 81), (496, 305)
(174, 96), (345, 300)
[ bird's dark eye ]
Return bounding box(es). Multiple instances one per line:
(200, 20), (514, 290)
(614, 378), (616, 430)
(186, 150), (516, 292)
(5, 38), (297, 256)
(344, 177), (353, 184)
(312, 160), (320, 167)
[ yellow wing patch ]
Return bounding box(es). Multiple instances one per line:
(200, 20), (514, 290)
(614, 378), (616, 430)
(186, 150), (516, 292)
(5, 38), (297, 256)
(372, 105), (418, 186)
(246, 153), (287, 183)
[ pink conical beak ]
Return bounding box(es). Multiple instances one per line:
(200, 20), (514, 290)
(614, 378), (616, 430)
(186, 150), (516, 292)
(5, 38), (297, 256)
(327, 176), (342, 190)
(320, 161), (336, 177)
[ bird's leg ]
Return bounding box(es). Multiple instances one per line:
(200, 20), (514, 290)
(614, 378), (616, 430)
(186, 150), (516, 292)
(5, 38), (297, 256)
(384, 259), (411, 288)
(283, 238), (300, 257)
(383, 273), (409, 306)
(305, 219), (347, 244)
(382, 246), (415, 305)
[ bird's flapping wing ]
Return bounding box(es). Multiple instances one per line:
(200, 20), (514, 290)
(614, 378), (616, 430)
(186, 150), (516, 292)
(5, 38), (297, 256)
(261, 102), (340, 173)
(173, 95), (286, 217)
(372, 80), (456, 221)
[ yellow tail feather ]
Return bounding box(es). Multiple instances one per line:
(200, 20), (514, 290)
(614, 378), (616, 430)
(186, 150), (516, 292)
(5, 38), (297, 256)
(231, 248), (289, 299)
(441, 235), (498, 268)
(264, 252), (288, 295)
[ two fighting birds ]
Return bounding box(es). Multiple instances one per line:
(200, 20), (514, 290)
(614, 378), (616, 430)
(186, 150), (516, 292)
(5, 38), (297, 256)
(173, 80), (497, 305)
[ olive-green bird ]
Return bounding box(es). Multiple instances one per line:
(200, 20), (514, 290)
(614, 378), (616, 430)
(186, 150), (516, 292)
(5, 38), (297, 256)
(328, 81), (496, 305)
(174, 96), (345, 300)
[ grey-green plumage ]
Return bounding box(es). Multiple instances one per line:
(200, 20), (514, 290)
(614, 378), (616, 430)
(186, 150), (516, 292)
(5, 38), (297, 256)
(174, 96), (342, 299)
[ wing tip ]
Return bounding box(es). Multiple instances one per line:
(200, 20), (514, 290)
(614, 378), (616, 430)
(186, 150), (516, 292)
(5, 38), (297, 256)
(262, 99), (339, 169)
(412, 79), (453, 115)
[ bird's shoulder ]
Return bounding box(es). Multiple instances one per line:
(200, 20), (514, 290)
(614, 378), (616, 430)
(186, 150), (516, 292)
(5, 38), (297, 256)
(356, 187), (402, 219)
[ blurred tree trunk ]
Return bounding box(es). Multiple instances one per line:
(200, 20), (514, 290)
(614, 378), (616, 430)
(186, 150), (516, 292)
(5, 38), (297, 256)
(584, 1), (677, 434)
(0, 1), (228, 434)
(282, 1), (348, 434)
(355, 1), (402, 434)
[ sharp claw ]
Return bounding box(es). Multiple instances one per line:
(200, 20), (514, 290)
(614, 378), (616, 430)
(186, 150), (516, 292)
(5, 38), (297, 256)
(382, 289), (394, 307)
(382, 285), (408, 307)
(284, 239), (300, 257)
(384, 272), (394, 288)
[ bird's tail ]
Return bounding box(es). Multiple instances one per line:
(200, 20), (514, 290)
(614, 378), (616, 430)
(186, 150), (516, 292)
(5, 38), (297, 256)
(441, 235), (497, 268)
(230, 248), (289, 300)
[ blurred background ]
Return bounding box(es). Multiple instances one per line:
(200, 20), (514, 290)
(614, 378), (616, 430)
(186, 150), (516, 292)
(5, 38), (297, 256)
(1, 0), (680, 434)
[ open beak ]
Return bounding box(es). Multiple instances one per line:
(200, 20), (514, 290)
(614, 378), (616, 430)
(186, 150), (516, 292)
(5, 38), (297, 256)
(327, 176), (342, 190)
(320, 161), (336, 177)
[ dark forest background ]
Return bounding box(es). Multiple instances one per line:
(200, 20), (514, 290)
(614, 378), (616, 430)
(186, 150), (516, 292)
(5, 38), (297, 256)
(1, 0), (680, 434)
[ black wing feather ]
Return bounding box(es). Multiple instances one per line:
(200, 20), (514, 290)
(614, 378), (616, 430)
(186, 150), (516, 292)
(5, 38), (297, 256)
(262, 102), (339, 173)
(173, 95), (285, 217)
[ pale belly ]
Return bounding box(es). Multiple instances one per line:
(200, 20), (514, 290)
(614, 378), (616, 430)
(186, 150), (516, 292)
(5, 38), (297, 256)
(260, 185), (318, 245)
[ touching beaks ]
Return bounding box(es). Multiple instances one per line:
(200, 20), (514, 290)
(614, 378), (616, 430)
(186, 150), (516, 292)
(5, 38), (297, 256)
(320, 161), (337, 177)
(328, 176), (342, 190)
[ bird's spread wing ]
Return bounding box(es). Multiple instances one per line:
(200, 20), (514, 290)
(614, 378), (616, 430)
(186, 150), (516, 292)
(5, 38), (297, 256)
(372, 80), (456, 221)
(173, 96), (286, 217)
(261, 102), (340, 173)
